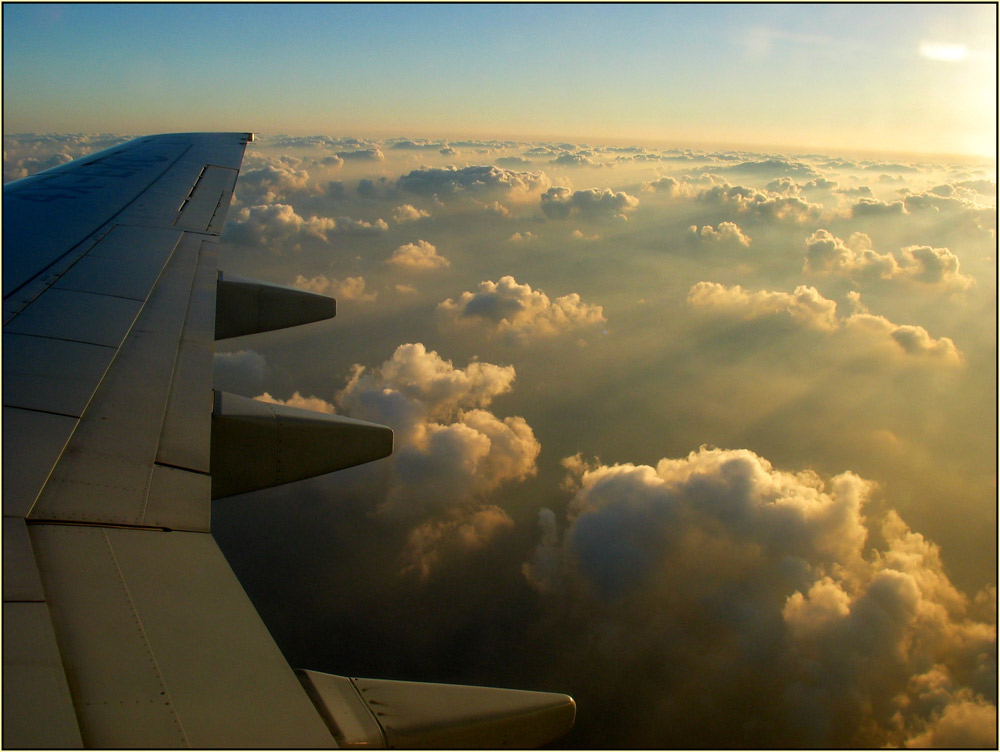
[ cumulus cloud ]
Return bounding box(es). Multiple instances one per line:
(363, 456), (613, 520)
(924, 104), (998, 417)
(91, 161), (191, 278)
(235, 159), (315, 204)
(386, 240), (450, 270)
(224, 204), (386, 249)
(698, 181), (823, 222)
(496, 155), (534, 167)
(438, 275), (606, 341)
(687, 221), (751, 247)
(898, 245), (975, 289)
(804, 229), (900, 278)
(724, 158), (821, 179)
(225, 203), (337, 249)
(851, 197), (907, 216)
(253, 391), (336, 414)
(213, 349), (267, 390)
(805, 230), (974, 289)
(641, 175), (697, 197)
(540, 186), (639, 220)
(397, 165), (550, 198)
(550, 152), (602, 168)
(336, 148), (384, 161)
(391, 203), (430, 223)
(689, 282), (963, 363)
(522, 447), (996, 747)
(687, 281), (839, 331)
(293, 274), (376, 301)
(844, 313), (962, 363)
(401, 506), (515, 580)
(336, 343), (539, 522)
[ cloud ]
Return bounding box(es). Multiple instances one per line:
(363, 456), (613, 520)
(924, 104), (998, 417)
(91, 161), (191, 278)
(496, 156), (534, 167)
(641, 175), (697, 197)
(851, 197), (907, 216)
(401, 506), (515, 580)
(386, 240), (450, 270)
(330, 216), (389, 234)
(897, 245), (975, 289)
(293, 274), (376, 301)
(253, 391), (336, 414)
(397, 165), (550, 198)
(235, 159), (315, 203)
(438, 275), (606, 341)
(687, 281), (839, 331)
(225, 203), (337, 248)
(698, 182), (823, 222)
(391, 203), (430, 223)
(540, 186), (639, 220)
(336, 343), (539, 518)
(213, 349), (267, 391)
(387, 139), (447, 151)
(804, 230), (974, 290)
(804, 229), (900, 278)
(687, 221), (751, 247)
(336, 148), (384, 161)
(522, 447), (996, 746)
(724, 158), (821, 179)
(338, 343), (516, 432)
(550, 152), (601, 168)
(845, 314), (963, 363)
(689, 281), (963, 363)
(224, 204), (387, 249)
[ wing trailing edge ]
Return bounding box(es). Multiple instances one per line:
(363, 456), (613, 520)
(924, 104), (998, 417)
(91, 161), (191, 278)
(297, 670), (576, 749)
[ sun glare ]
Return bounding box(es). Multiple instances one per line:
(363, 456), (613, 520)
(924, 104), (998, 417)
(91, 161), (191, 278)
(920, 41), (970, 62)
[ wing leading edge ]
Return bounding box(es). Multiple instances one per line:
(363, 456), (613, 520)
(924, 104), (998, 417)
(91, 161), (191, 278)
(2, 133), (575, 748)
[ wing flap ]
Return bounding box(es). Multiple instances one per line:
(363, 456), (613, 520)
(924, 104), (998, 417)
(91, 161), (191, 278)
(2, 408), (77, 518)
(29, 524), (336, 748)
(174, 165), (239, 233)
(2, 335), (116, 417)
(2, 602), (84, 749)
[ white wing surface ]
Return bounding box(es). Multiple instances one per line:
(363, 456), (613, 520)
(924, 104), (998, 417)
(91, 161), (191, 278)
(2, 133), (575, 748)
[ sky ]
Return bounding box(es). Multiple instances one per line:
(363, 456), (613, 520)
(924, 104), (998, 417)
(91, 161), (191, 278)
(2, 3), (997, 156)
(3, 3), (998, 749)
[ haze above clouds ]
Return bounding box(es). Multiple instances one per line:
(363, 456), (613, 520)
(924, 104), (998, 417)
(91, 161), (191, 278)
(3, 2), (995, 747)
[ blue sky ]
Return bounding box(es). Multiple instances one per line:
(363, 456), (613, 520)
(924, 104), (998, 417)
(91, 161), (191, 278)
(3, 3), (996, 155)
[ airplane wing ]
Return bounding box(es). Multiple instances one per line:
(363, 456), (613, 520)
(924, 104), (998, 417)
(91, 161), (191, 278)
(2, 132), (575, 748)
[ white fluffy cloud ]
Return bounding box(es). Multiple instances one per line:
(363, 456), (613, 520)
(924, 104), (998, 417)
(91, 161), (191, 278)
(687, 281), (840, 331)
(805, 230), (974, 290)
(225, 204), (387, 249)
(386, 240), (450, 270)
(391, 203), (431, 223)
(293, 274), (376, 301)
(438, 275), (606, 341)
(253, 390), (336, 413)
(335, 344), (539, 546)
(698, 181), (823, 222)
(687, 221), (751, 247)
(541, 186), (639, 220)
(235, 158), (315, 204)
(688, 282), (962, 363)
(226, 203), (337, 249)
(522, 447), (996, 747)
(397, 165), (550, 198)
